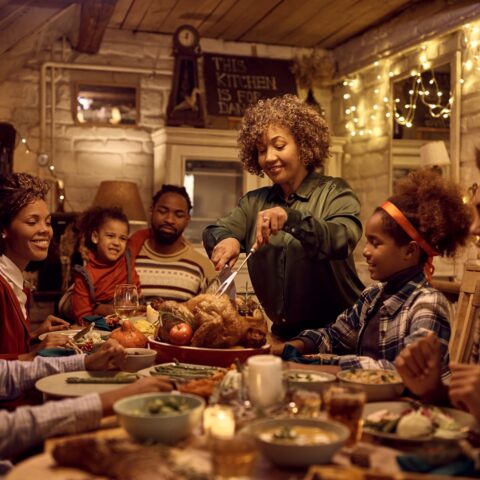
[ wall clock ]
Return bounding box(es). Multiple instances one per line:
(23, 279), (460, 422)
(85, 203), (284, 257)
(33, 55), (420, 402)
(166, 24), (205, 127)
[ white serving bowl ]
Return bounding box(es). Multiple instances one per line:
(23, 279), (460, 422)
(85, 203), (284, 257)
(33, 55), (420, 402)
(121, 348), (157, 372)
(247, 418), (349, 467)
(113, 392), (205, 444)
(285, 369), (336, 394)
(337, 368), (404, 402)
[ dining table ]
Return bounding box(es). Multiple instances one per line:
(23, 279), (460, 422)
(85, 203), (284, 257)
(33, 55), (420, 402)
(5, 360), (480, 480)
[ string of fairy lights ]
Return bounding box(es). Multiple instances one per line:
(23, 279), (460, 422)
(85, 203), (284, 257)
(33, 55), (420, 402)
(341, 21), (480, 138)
(12, 126), (66, 208)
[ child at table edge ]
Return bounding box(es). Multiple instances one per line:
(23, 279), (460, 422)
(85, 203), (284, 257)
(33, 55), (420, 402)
(272, 169), (472, 378)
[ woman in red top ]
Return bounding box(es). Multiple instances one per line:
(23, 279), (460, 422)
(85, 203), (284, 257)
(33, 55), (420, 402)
(72, 207), (141, 323)
(0, 173), (70, 359)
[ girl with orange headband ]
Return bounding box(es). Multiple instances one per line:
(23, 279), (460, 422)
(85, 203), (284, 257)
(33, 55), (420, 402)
(273, 169), (471, 375)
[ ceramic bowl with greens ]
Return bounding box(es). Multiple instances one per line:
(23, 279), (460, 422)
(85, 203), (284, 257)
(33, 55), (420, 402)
(113, 392), (205, 444)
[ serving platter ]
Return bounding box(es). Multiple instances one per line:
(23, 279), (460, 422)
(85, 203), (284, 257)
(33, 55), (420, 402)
(148, 337), (270, 367)
(35, 371), (137, 398)
(138, 362), (225, 380)
(363, 401), (476, 443)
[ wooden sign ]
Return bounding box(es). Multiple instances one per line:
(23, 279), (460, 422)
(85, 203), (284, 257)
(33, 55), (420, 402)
(203, 53), (296, 117)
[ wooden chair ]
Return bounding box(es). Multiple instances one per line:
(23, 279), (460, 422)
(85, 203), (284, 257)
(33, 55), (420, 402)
(449, 262), (480, 363)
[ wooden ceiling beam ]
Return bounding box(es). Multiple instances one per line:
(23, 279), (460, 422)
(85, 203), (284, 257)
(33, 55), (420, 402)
(76, 0), (117, 54)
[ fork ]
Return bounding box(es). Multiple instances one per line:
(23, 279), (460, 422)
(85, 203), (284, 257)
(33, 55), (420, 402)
(215, 247), (255, 296)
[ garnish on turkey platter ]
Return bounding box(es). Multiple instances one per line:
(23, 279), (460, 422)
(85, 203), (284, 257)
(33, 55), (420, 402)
(150, 293), (267, 349)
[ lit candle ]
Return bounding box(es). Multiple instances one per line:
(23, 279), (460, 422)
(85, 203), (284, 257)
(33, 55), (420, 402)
(203, 405), (235, 439)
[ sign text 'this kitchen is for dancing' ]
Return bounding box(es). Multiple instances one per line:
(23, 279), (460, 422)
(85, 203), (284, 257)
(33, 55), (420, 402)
(203, 53), (297, 117)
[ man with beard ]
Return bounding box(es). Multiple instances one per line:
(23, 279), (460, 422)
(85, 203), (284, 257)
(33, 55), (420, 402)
(129, 185), (215, 302)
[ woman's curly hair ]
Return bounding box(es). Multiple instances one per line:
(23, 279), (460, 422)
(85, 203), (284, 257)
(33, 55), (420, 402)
(238, 94), (330, 176)
(78, 206), (129, 251)
(375, 169), (472, 261)
(0, 173), (50, 231)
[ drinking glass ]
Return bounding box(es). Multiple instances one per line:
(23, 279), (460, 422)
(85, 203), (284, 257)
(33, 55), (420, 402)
(113, 284), (139, 320)
(210, 432), (257, 479)
(324, 385), (366, 446)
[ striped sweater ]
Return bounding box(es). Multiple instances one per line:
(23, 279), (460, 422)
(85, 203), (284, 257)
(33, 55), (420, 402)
(130, 229), (216, 302)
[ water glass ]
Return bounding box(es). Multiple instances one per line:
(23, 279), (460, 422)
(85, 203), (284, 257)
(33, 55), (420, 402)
(324, 385), (366, 445)
(113, 284), (139, 320)
(210, 432), (257, 479)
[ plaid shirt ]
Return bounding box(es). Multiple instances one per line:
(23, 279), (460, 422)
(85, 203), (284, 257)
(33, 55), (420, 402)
(1, 355), (102, 464)
(295, 271), (451, 378)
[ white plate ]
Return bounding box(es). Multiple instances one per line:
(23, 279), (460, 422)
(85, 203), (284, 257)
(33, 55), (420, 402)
(38, 329), (110, 341)
(363, 401), (476, 443)
(35, 371), (136, 398)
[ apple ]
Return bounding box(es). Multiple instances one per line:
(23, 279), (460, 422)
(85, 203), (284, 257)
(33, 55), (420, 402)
(168, 322), (193, 346)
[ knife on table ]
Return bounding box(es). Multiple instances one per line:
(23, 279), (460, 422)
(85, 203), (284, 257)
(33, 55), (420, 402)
(72, 323), (94, 342)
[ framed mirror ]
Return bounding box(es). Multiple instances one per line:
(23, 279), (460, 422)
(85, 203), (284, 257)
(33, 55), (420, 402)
(73, 82), (139, 126)
(389, 50), (461, 191)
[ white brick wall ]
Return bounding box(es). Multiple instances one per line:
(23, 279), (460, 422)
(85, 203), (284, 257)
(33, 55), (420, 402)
(0, 29), (311, 215)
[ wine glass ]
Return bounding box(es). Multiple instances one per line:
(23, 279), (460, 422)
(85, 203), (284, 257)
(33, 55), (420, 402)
(113, 284), (139, 321)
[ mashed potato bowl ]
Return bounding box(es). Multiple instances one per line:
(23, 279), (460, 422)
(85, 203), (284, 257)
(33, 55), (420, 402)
(113, 392), (205, 444)
(247, 418), (349, 467)
(285, 369), (336, 394)
(337, 368), (404, 402)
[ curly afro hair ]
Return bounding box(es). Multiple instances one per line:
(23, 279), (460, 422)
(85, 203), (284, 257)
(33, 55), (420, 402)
(78, 206), (129, 252)
(375, 169), (472, 261)
(238, 94), (330, 176)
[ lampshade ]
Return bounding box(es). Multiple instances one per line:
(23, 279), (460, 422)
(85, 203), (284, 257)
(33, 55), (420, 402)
(92, 180), (147, 224)
(420, 141), (451, 167)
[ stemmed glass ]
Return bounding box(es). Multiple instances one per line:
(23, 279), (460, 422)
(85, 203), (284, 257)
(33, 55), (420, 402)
(113, 284), (139, 321)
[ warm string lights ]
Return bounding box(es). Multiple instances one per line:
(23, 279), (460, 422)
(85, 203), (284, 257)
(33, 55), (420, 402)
(393, 68), (452, 127)
(13, 126), (65, 209)
(461, 23), (480, 85)
(341, 34), (460, 138)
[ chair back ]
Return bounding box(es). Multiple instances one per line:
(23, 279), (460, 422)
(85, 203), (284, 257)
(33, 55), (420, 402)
(449, 262), (480, 363)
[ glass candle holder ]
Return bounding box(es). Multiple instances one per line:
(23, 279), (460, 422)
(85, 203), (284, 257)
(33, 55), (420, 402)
(203, 405), (236, 439)
(245, 355), (284, 409)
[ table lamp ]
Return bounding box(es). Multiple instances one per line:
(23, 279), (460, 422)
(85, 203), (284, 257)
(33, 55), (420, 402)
(92, 180), (148, 229)
(420, 141), (450, 175)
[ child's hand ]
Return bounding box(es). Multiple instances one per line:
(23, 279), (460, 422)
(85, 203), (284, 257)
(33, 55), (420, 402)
(34, 315), (70, 337)
(93, 303), (115, 317)
(395, 332), (443, 400)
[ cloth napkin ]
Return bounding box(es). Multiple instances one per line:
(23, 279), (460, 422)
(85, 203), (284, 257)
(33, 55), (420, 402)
(397, 453), (476, 476)
(281, 344), (339, 365)
(82, 315), (112, 331)
(38, 347), (76, 357)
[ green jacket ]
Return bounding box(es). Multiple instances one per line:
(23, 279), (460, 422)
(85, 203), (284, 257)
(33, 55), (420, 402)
(203, 171), (365, 339)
